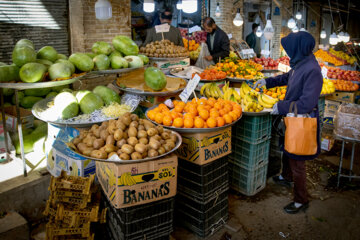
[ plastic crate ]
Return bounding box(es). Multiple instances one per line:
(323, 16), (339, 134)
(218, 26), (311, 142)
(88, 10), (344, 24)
(270, 132), (282, 148)
(232, 114), (272, 144)
(102, 194), (174, 240)
(228, 159), (268, 196)
(230, 139), (270, 170)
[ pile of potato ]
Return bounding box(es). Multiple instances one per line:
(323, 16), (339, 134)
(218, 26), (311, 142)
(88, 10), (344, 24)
(139, 39), (189, 58)
(72, 113), (178, 160)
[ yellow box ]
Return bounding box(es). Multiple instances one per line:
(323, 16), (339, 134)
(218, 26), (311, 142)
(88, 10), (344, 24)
(326, 91), (360, 103)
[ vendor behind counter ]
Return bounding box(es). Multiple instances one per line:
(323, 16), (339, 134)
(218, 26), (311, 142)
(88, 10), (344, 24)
(143, 8), (184, 47)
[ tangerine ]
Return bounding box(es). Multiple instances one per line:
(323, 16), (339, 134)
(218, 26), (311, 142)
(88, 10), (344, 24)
(171, 111), (182, 119)
(184, 118), (194, 128)
(155, 113), (164, 124)
(199, 109), (209, 120)
(209, 110), (220, 118)
(219, 109), (227, 116)
(163, 115), (172, 126)
(223, 114), (233, 124)
(216, 117), (225, 127)
(173, 118), (184, 128)
(229, 112), (237, 121)
(203, 122), (208, 128)
(184, 112), (195, 119)
(147, 110), (156, 121)
(188, 105), (198, 116)
(194, 117), (205, 128)
(206, 117), (217, 128)
(214, 102), (222, 110)
(174, 105), (184, 113)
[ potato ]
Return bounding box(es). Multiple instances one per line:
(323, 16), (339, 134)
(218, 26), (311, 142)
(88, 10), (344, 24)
(134, 143), (147, 154)
(73, 137), (82, 145)
(90, 124), (99, 132)
(109, 119), (116, 125)
(156, 125), (164, 134)
(79, 130), (88, 139)
(116, 120), (126, 131)
(84, 136), (95, 147)
(154, 135), (162, 141)
(82, 147), (93, 156)
(107, 123), (117, 135)
(119, 153), (130, 160)
(108, 152), (117, 158)
(139, 137), (149, 145)
(77, 142), (87, 152)
(149, 139), (161, 150)
(161, 132), (170, 140)
(137, 130), (147, 139)
(143, 120), (155, 130)
(131, 152), (142, 160)
(100, 121), (109, 129)
(158, 146), (165, 155)
(130, 114), (139, 121)
(106, 135), (115, 145)
(123, 116), (131, 126)
(100, 130), (109, 141)
(123, 131), (128, 140)
(128, 127), (138, 138)
(93, 128), (101, 138)
(148, 149), (159, 157)
(116, 139), (127, 148)
(104, 144), (118, 153)
(121, 144), (134, 154)
(127, 137), (138, 146)
(138, 125), (145, 131)
(147, 128), (158, 137)
(166, 141), (175, 149)
(123, 112), (131, 118)
(117, 149), (123, 155)
(160, 139), (165, 145)
(164, 143), (173, 152)
(114, 129), (124, 141)
(93, 138), (105, 149)
(129, 121), (139, 128)
(170, 134), (177, 143)
(91, 150), (107, 159)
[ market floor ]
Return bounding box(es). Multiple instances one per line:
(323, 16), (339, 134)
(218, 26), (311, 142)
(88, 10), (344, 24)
(171, 159), (360, 240)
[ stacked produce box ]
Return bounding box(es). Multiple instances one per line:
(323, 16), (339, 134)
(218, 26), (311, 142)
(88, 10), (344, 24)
(229, 115), (272, 196)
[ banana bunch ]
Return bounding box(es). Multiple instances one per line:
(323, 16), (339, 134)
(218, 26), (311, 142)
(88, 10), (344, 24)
(222, 82), (241, 102)
(200, 83), (223, 99)
(242, 93), (264, 112)
(240, 82), (278, 112)
(257, 93), (278, 108)
(119, 172), (136, 186)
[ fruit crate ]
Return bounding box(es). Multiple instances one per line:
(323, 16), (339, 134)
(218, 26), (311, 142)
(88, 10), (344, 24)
(270, 132), (282, 148)
(102, 194), (174, 240)
(228, 159), (268, 196)
(230, 138), (270, 170)
(318, 97), (325, 113)
(232, 114), (272, 144)
(177, 156), (229, 202)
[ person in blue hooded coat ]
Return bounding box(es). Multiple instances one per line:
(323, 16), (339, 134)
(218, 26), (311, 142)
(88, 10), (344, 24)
(255, 32), (323, 214)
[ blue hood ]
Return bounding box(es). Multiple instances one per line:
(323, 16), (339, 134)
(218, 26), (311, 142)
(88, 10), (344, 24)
(281, 32), (315, 68)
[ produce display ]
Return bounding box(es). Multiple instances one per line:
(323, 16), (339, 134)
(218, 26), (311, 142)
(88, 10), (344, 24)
(193, 69), (227, 81)
(70, 113), (179, 160)
(183, 39), (200, 51)
(278, 56), (290, 66)
(139, 39), (189, 58)
(147, 99), (242, 128)
(180, 29), (207, 43)
(189, 45), (201, 61)
(263, 86), (287, 100)
(214, 58), (264, 79)
(326, 67), (360, 82)
(321, 78), (336, 95)
(332, 80), (359, 91)
(315, 49), (343, 66)
(253, 57), (279, 70)
(200, 83), (223, 98)
(329, 48), (357, 65)
(239, 82), (278, 112)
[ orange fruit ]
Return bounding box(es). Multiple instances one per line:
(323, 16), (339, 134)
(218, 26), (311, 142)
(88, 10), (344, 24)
(153, 107), (161, 113)
(203, 122), (208, 128)
(208, 97), (216, 102)
(216, 117), (225, 127)
(188, 105), (198, 116)
(158, 103), (169, 112)
(206, 117), (217, 128)
(214, 102), (222, 110)
(171, 111), (182, 119)
(199, 109), (209, 120)
(219, 109), (227, 116)
(191, 98), (198, 104)
(178, 101), (186, 108)
(174, 105), (184, 113)
(173, 100), (179, 106)
(207, 99), (215, 107)
(147, 110), (156, 121)
(184, 118), (194, 128)
(224, 104), (233, 112)
(204, 105), (212, 111)
(155, 113), (164, 124)
(223, 114), (233, 124)
(198, 98), (207, 105)
(229, 112), (237, 121)
(194, 117), (204, 128)
(197, 105), (206, 112)
(163, 115), (172, 126)
(209, 109), (220, 118)
(184, 112), (195, 119)
(173, 117), (184, 128)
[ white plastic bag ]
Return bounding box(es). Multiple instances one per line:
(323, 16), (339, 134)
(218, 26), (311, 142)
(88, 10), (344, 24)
(195, 43), (215, 69)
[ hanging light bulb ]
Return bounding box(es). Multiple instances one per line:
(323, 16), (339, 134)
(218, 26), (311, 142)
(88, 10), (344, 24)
(338, 31), (345, 42)
(287, 17), (296, 29)
(256, 25), (263, 37)
(295, 11), (302, 20)
(182, 0), (197, 13)
(320, 29), (326, 39)
(292, 25), (299, 33)
(95, 0), (112, 20)
(233, 8), (243, 27)
(264, 20), (274, 40)
(176, 0), (182, 10)
(215, 3), (221, 17)
(343, 32), (350, 43)
(329, 32), (339, 45)
(143, 0), (155, 13)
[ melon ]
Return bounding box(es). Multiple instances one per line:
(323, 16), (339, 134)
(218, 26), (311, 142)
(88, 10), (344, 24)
(93, 86), (120, 105)
(48, 62), (72, 80)
(19, 63), (47, 83)
(37, 46), (58, 62)
(93, 54), (110, 70)
(144, 67), (167, 91)
(12, 46), (36, 67)
(69, 53), (94, 72)
(54, 92), (79, 119)
(112, 35), (139, 56)
(92, 41), (112, 55)
(75, 90), (104, 114)
(124, 56), (144, 68)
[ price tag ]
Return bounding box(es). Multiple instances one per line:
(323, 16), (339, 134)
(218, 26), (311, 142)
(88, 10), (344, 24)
(179, 74), (201, 102)
(155, 23), (170, 33)
(241, 49), (255, 55)
(188, 25), (202, 34)
(261, 49), (270, 55)
(278, 62), (291, 73)
(321, 67), (328, 79)
(227, 34), (233, 39)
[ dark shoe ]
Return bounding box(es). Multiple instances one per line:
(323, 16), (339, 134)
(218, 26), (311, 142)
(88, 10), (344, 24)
(272, 176), (293, 188)
(284, 202), (309, 214)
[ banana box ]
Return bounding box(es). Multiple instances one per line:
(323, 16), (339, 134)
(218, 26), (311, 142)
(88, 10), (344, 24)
(176, 127), (231, 165)
(96, 154), (177, 209)
(149, 58), (190, 72)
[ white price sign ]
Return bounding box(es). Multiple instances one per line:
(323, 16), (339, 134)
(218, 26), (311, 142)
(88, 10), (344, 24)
(155, 23), (170, 33)
(321, 67), (328, 79)
(261, 49), (270, 55)
(179, 74), (201, 102)
(241, 49), (255, 55)
(188, 25), (202, 34)
(278, 62), (291, 73)
(227, 34), (233, 39)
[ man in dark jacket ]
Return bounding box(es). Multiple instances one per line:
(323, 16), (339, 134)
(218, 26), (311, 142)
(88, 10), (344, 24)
(245, 23), (259, 49)
(143, 8), (184, 47)
(255, 32), (323, 214)
(203, 17), (230, 63)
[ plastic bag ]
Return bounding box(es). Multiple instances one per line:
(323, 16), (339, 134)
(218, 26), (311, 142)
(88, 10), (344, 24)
(334, 103), (360, 140)
(195, 42), (215, 69)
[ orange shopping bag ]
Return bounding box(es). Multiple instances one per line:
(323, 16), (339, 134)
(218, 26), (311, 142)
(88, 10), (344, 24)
(284, 102), (317, 155)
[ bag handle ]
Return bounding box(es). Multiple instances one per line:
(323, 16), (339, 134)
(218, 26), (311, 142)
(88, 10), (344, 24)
(288, 102), (298, 117)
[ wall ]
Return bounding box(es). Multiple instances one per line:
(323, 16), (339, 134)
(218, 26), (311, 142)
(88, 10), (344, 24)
(69, 0), (131, 53)
(306, 2), (320, 51)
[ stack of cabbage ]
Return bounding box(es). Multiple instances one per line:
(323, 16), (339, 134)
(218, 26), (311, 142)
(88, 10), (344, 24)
(0, 36), (149, 83)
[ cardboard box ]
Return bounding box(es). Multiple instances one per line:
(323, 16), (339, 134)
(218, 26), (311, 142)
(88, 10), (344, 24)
(0, 106), (34, 132)
(149, 58), (190, 70)
(323, 100), (341, 126)
(96, 154), (177, 209)
(326, 91), (360, 103)
(176, 127), (231, 165)
(46, 126), (95, 177)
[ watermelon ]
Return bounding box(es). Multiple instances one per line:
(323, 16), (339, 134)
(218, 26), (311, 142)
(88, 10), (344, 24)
(144, 67), (167, 91)
(54, 92), (79, 119)
(93, 54), (110, 70)
(93, 86), (120, 105)
(138, 54), (149, 65)
(92, 41), (112, 55)
(55, 59), (75, 74)
(46, 92), (58, 99)
(111, 56), (128, 69)
(12, 91), (25, 105)
(19, 63), (47, 83)
(35, 59), (53, 69)
(3, 88), (14, 96)
(57, 54), (68, 60)
(69, 53), (94, 72)
(112, 35), (139, 56)
(109, 50), (122, 60)
(48, 62), (72, 80)
(20, 96), (42, 108)
(75, 90), (104, 114)
(124, 56), (144, 68)
(15, 39), (34, 50)
(0, 65), (20, 82)
(24, 88), (51, 97)
(51, 84), (70, 93)
(37, 46), (58, 62)
(12, 46), (36, 67)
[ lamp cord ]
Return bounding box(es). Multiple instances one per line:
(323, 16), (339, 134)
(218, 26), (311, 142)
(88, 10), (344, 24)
(328, 0), (336, 33)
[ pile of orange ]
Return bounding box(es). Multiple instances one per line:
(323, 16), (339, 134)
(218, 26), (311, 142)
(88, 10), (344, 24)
(263, 86), (287, 100)
(147, 98), (242, 128)
(332, 80), (359, 92)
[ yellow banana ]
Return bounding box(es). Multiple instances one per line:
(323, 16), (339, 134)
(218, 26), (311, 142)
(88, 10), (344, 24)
(257, 94), (274, 108)
(210, 84), (219, 98)
(200, 83), (211, 96)
(261, 93), (278, 105)
(232, 89), (241, 102)
(205, 84), (211, 98)
(222, 82), (229, 93)
(214, 85), (223, 98)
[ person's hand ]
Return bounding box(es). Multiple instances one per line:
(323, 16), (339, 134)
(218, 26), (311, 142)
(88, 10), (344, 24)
(253, 79), (266, 89)
(204, 56), (213, 61)
(271, 102), (279, 115)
